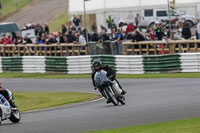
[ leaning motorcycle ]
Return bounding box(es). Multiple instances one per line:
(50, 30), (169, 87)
(94, 70), (125, 106)
(0, 93), (21, 124)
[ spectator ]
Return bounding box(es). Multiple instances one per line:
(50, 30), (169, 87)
(115, 29), (123, 42)
(92, 22), (97, 32)
(44, 23), (50, 34)
(197, 18), (200, 40)
(73, 15), (81, 30)
(154, 23), (164, 40)
(182, 23), (191, 40)
(68, 30), (76, 43)
(13, 33), (23, 45)
(132, 31), (145, 42)
(75, 33), (86, 44)
(45, 34), (57, 44)
(126, 22), (135, 34)
(106, 15), (114, 29)
(100, 25), (107, 32)
(38, 33), (46, 44)
(58, 32), (65, 43)
(99, 29), (110, 42)
(11, 32), (17, 43)
(135, 14), (140, 29)
(173, 29), (182, 40)
(6, 35), (12, 44)
(145, 28), (155, 41)
(91, 30), (99, 42)
(1, 34), (6, 44)
(35, 23), (43, 36)
(61, 24), (67, 36)
(111, 28), (116, 41)
(23, 36), (32, 44)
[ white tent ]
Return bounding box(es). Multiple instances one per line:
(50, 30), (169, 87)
(69, 0), (199, 14)
(69, 0), (200, 31)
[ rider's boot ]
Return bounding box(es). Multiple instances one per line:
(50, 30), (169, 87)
(106, 99), (112, 104)
(121, 90), (127, 95)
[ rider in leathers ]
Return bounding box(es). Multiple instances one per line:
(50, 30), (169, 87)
(91, 60), (126, 103)
(0, 81), (16, 109)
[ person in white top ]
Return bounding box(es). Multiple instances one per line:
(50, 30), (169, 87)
(197, 19), (200, 39)
(75, 33), (86, 45)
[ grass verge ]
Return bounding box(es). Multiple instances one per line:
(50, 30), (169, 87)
(87, 117), (200, 133)
(0, 72), (200, 79)
(0, 0), (32, 17)
(14, 92), (101, 112)
(49, 10), (69, 32)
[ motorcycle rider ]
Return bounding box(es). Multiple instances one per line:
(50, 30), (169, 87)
(0, 80), (16, 109)
(91, 60), (126, 103)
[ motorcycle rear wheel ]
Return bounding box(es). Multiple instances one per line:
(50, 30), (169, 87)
(105, 86), (119, 106)
(9, 109), (21, 123)
(0, 109), (2, 124)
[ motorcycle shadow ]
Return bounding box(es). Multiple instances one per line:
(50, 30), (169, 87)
(0, 122), (22, 126)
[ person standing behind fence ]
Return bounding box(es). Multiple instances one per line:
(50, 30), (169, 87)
(91, 30), (99, 42)
(106, 15), (114, 29)
(73, 15), (81, 31)
(61, 24), (67, 36)
(99, 29), (110, 43)
(182, 23), (191, 40)
(135, 14), (140, 30)
(0, 34), (6, 44)
(154, 23), (164, 40)
(75, 33), (86, 45)
(23, 36), (32, 44)
(197, 19), (200, 40)
(44, 23), (50, 34)
(115, 29), (123, 42)
(126, 22), (135, 34)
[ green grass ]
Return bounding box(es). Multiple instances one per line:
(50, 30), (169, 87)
(49, 10), (69, 32)
(87, 118), (200, 133)
(0, 72), (200, 79)
(0, 0), (32, 17)
(14, 92), (101, 112)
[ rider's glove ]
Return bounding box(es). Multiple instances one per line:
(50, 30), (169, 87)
(94, 87), (97, 90)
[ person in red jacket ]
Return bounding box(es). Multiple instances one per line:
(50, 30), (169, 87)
(126, 22), (135, 34)
(1, 34), (6, 44)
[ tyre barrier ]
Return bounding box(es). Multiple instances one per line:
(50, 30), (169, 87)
(0, 53), (199, 74)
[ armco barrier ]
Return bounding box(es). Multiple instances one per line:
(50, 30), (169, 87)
(115, 55), (144, 74)
(23, 56), (45, 73)
(67, 56), (92, 74)
(180, 53), (200, 72)
(143, 54), (182, 73)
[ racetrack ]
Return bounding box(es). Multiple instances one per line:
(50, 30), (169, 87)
(2, 0), (69, 28)
(0, 78), (200, 133)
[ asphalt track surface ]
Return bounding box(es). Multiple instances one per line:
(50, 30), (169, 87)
(3, 0), (69, 28)
(0, 78), (200, 133)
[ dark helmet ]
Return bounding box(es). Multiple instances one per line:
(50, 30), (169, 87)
(93, 60), (101, 68)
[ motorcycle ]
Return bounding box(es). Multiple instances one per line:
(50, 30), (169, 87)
(94, 70), (125, 106)
(0, 93), (21, 124)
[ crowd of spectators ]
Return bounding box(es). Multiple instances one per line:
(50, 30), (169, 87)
(1, 15), (200, 46)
